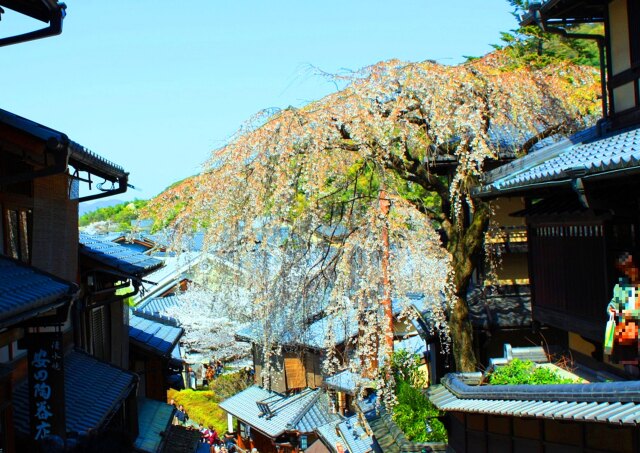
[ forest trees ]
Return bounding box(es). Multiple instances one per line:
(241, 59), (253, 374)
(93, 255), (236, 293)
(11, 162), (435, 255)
(145, 50), (599, 374)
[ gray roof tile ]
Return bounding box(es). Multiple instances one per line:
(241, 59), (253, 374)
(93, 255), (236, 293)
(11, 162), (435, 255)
(134, 397), (175, 452)
(338, 415), (376, 453)
(137, 295), (181, 318)
(219, 386), (339, 438)
(79, 233), (163, 276)
(430, 374), (640, 425)
(316, 420), (342, 452)
(479, 125), (640, 196)
(13, 350), (137, 435)
(0, 256), (76, 326)
(129, 310), (183, 357)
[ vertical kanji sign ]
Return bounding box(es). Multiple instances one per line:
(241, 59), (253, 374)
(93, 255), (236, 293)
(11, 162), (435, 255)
(26, 332), (65, 442)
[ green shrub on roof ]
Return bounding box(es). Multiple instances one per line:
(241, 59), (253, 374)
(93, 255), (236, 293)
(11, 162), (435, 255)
(488, 359), (574, 385)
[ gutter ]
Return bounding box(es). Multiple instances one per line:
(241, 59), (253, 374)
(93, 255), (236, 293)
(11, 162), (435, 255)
(0, 2), (65, 48)
(8, 284), (79, 329)
(0, 107), (129, 201)
(476, 159), (640, 200)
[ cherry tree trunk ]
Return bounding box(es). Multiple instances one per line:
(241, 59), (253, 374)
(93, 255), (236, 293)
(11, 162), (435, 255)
(446, 202), (491, 372)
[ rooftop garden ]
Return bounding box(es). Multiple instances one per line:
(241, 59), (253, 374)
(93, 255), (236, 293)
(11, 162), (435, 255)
(486, 358), (576, 385)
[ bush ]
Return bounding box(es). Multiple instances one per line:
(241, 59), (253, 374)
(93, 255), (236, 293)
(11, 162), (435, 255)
(209, 370), (251, 402)
(390, 349), (427, 388)
(488, 359), (574, 385)
(392, 379), (447, 443)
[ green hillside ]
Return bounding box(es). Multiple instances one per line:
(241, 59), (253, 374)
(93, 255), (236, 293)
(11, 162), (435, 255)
(79, 199), (148, 231)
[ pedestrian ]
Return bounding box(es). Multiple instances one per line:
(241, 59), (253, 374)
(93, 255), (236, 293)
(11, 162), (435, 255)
(175, 404), (189, 426)
(206, 364), (215, 383)
(605, 251), (640, 377)
(223, 432), (236, 453)
(188, 366), (197, 389)
(201, 364), (209, 387)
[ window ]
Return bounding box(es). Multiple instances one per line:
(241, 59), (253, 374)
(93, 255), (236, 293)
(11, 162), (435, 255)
(3, 207), (32, 263)
(239, 422), (251, 439)
(91, 306), (110, 361)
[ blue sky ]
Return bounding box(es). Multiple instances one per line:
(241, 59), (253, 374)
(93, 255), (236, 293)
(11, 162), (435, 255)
(2, 1), (517, 201)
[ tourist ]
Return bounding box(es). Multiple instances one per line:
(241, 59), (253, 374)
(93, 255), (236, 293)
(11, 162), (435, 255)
(223, 432), (236, 453)
(206, 364), (215, 383)
(605, 251), (640, 377)
(201, 363), (210, 387)
(175, 404), (189, 426)
(188, 366), (197, 389)
(208, 427), (220, 445)
(215, 360), (224, 378)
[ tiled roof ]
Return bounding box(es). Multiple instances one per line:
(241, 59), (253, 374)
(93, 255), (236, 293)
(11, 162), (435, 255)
(477, 125), (640, 197)
(0, 256), (77, 327)
(135, 253), (204, 301)
(219, 386), (339, 438)
(137, 296), (181, 316)
(134, 398), (175, 453)
(0, 108), (126, 181)
(161, 424), (202, 453)
(316, 420), (342, 452)
(79, 233), (163, 277)
(429, 373), (640, 425)
(338, 415), (376, 453)
(13, 350), (137, 435)
(396, 335), (426, 356)
(129, 309), (183, 357)
(324, 370), (373, 395)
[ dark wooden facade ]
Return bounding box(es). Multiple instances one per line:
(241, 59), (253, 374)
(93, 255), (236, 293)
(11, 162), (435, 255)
(448, 412), (640, 453)
(0, 109), (137, 450)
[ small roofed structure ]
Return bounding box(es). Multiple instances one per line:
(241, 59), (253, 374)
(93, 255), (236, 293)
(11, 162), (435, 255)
(134, 398), (176, 453)
(129, 309), (184, 400)
(219, 386), (340, 453)
(315, 415), (379, 453)
(79, 233), (163, 278)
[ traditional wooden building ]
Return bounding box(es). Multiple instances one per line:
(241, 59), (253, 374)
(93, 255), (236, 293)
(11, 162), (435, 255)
(476, 0), (640, 378)
(219, 386), (341, 453)
(0, 105), (144, 451)
(433, 1), (640, 451)
(236, 294), (430, 394)
(129, 309), (184, 401)
(78, 233), (164, 368)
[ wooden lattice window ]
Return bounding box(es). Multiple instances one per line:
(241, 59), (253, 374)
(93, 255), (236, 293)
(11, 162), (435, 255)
(90, 306), (109, 361)
(3, 207), (32, 263)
